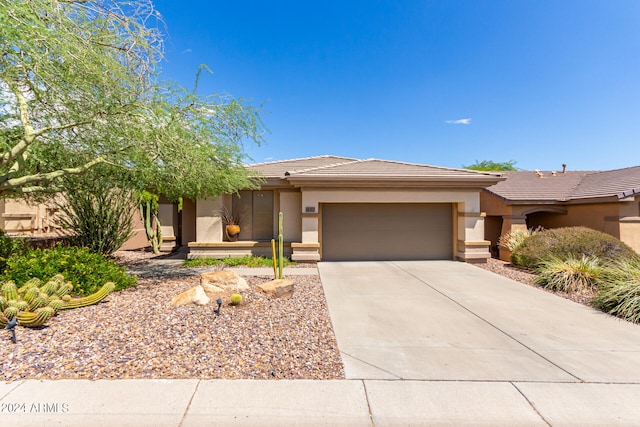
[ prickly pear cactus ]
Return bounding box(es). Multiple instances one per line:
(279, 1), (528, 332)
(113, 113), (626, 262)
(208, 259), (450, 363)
(0, 274), (117, 328)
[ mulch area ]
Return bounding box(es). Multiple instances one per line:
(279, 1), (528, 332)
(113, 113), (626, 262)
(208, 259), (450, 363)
(0, 250), (343, 382)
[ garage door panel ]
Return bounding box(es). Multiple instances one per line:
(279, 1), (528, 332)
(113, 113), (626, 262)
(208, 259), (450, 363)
(322, 203), (452, 261)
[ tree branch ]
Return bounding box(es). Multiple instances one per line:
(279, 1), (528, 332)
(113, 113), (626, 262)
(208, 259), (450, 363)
(0, 156), (106, 193)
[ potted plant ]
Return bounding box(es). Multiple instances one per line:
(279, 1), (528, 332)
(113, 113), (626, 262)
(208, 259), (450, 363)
(220, 208), (242, 241)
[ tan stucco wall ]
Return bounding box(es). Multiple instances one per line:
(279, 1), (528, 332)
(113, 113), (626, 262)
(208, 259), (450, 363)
(0, 198), (53, 234)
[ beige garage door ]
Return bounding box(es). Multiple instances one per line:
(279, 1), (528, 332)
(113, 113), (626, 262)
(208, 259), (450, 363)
(321, 203), (453, 261)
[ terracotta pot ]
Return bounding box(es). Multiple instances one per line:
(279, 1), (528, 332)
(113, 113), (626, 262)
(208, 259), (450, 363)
(225, 224), (240, 241)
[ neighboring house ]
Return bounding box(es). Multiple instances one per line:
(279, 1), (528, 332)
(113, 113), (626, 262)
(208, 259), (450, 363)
(482, 166), (640, 259)
(186, 155), (504, 262)
(0, 198), (59, 235)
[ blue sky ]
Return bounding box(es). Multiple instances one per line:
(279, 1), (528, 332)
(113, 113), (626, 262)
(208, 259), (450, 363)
(152, 0), (640, 171)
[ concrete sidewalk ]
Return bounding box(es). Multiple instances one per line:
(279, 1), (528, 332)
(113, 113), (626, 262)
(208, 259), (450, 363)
(3, 378), (640, 426)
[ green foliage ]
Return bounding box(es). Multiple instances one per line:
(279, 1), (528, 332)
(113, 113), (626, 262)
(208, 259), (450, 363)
(182, 255), (295, 268)
(463, 160), (518, 171)
(55, 187), (135, 255)
(230, 293), (243, 306)
(0, 229), (28, 270)
(0, 0), (264, 200)
(592, 259), (640, 323)
(498, 227), (542, 252)
(533, 255), (604, 293)
(510, 227), (640, 269)
(1, 246), (136, 296)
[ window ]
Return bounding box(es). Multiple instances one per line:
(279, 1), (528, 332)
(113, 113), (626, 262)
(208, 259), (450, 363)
(232, 190), (274, 240)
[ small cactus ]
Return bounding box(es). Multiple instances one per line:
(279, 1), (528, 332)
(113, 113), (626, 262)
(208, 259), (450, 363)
(4, 306), (19, 319)
(61, 282), (115, 310)
(17, 307), (55, 327)
(230, 293), (243, 306)
(16, 300), (29, 311)
(56, 283), (73, 298)
(40, 281), (58, 296)
(28, 294), (49, 311)
(0, 296), (6, 311)
(17, 278), (41, 295)
(2, 281), (18, 301)
(24, 286), (40, 303)
(48, 299), (63, 313)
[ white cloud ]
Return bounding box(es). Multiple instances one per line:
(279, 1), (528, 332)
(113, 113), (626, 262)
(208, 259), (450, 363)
(446, 118), (471, 125)
(181, 48), (192, 54)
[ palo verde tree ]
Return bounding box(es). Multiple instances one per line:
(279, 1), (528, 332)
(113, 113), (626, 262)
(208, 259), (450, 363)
(463, 160), (518, 171)
(0, 0), (264, 201)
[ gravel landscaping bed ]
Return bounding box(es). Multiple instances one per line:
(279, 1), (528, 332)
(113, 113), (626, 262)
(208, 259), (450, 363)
(475, 257), (595, 306)
(1, 251), (344, 382)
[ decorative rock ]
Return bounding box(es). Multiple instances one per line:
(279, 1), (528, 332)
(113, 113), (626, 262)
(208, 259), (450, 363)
(257, 279), (294, 298)
(200, 270), (249, 294)
(171, 271), (252, 307)
(170, 285), (210, 307)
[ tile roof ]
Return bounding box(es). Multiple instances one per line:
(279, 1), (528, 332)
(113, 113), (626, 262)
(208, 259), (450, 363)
(485, 166), (640, 202)
(246, 155), (357, 178)
(286, 158), (497, 178)
(249, 156), (500, 179)
(569, 166), (640, 199)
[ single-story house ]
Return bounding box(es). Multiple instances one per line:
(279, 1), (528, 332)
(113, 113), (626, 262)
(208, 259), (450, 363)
(185, 155), (504, 262)
(482, 166), (640, 259)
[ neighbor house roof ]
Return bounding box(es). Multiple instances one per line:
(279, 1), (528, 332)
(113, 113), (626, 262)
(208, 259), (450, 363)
(485, 166), (640, 203)
(248, 156), (505, 188)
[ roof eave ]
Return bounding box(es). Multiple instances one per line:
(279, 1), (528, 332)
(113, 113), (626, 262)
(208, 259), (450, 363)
(284, 174), (505, 189)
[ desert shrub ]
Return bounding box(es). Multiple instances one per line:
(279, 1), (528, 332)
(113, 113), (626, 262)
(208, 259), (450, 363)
(56, 187), (135, 255)
(0, 245), (136, 296)
(510, 227), (640, 269)
(533, 255), (604, 293)
(0, 230), (28, 270)
(592, 259), (640, 323)
(592, 258), (640, 323)
(498, 227), (542, 252)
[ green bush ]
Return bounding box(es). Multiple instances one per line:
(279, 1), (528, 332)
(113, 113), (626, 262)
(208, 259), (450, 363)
(533, 255), (604, 293)
(592, 259), (640, 323)
(498, 227), (542, 252)
(1, 245), (136, 296)
(0, 230), (28, 271)
(510, 227), (640, 269)
(55, 187), (135, 255)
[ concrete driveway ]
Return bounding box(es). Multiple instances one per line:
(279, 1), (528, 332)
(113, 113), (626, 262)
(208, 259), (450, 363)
(319, 261), (640, 382)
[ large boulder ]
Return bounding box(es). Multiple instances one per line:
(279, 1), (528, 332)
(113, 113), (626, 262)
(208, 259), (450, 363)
(200, 270), (249, 294)
(171, 270), (249, 307)
(170, 285), (210, 307)
(257, 279), (294, 298)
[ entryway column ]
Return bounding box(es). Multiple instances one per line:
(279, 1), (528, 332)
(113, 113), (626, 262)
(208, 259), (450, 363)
(498, 215), (527, 261)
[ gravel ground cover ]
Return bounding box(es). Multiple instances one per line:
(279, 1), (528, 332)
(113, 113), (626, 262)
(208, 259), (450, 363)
(2, 250), (596, 382)
(0, 251), (343, 382)
(475, 257), (595, 305)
